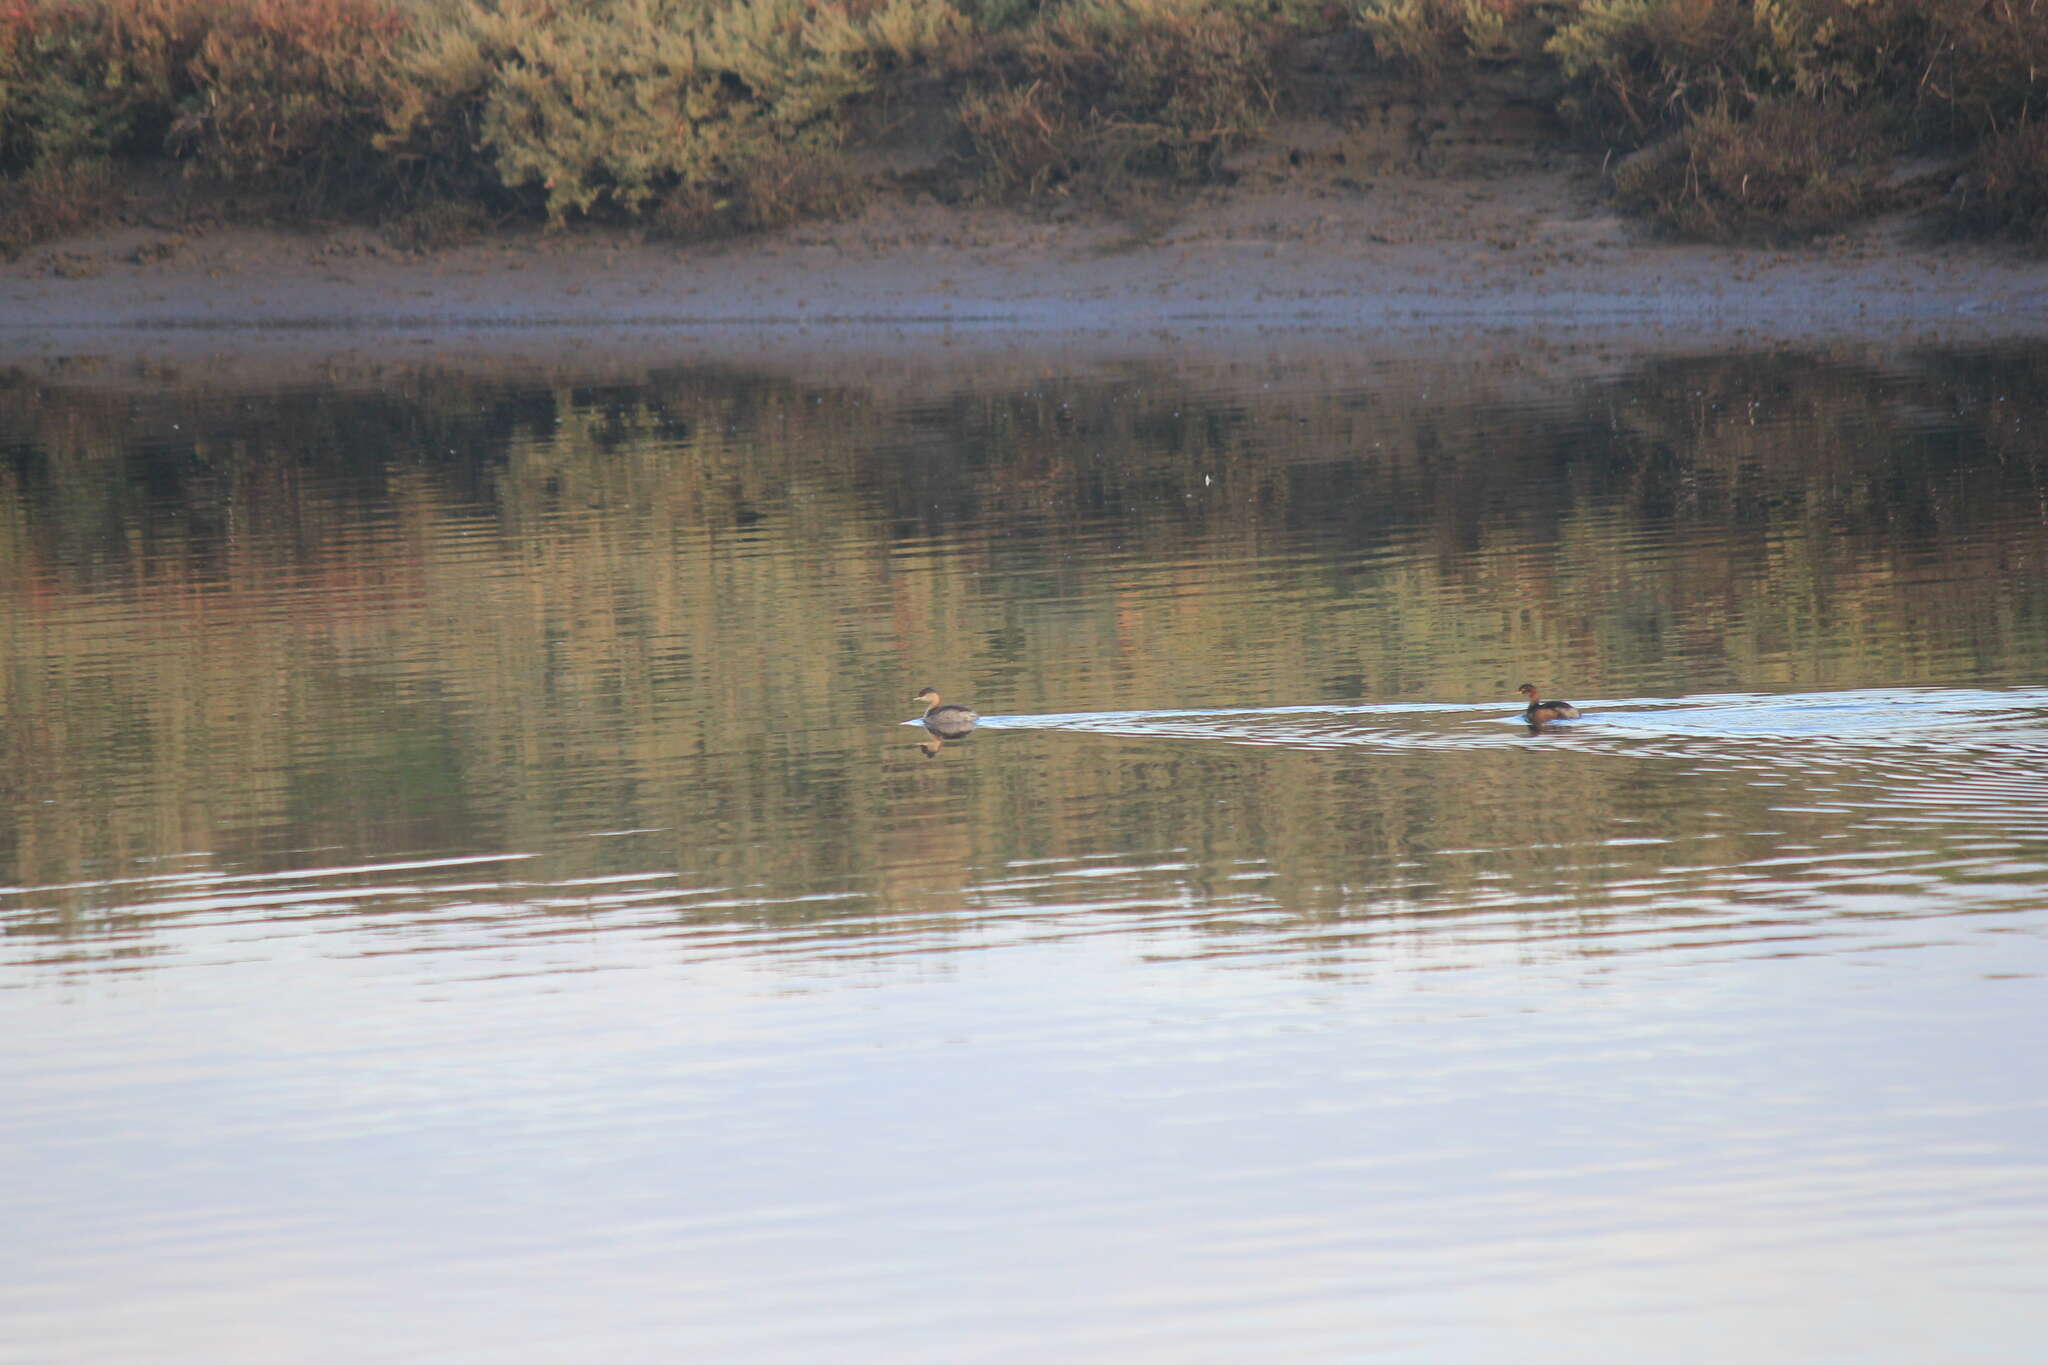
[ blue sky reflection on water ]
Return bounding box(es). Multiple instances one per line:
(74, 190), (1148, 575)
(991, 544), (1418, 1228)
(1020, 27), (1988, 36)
(7, 911), (2044, 1363)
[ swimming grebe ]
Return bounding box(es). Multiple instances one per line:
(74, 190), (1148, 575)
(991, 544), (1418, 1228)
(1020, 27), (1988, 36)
(913, 687), (979, 738)
(1517, 682), (1579, 725)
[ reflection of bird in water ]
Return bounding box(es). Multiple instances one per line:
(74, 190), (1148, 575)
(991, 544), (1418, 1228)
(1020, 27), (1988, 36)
(1518, 682), (1580, 727)
(913, 687), (979, 739)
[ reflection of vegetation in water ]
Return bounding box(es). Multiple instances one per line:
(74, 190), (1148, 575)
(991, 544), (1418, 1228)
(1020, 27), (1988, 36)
(2, 346), (2047, 938)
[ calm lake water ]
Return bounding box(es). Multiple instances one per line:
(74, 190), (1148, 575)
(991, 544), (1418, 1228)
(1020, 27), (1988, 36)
(4, 337), (2047, 1362)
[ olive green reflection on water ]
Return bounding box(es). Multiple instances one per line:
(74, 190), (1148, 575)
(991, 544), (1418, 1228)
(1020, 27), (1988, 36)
(2, 346), (2046, 945)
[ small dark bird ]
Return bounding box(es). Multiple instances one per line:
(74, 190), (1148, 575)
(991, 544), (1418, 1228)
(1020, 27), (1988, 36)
(1517, 682), (1580, 726)
(913, 687), (979, 739)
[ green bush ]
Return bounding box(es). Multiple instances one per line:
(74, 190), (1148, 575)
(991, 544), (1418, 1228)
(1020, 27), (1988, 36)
(396, 0), (966, 224)
(0, 2), (182, 173)
(1351, 0), (1548, 84)
(1, 0), (413, 203)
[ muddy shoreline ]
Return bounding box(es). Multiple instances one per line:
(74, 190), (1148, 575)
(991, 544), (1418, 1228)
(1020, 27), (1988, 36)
(4, 167), (2045, 381)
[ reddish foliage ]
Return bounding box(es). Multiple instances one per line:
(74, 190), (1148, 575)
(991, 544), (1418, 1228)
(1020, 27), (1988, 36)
(177, 0), (414, 178)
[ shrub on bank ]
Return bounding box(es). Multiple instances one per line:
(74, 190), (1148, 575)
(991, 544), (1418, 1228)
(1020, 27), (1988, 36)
(0, 0), (408, 181)
(0, 0), (2042, 249)
(178, 0), (411, 185)
(1952, 123), (2048, 250)
(1349, 0), (1554, 83)
(1613, 98), (1889, 242)
(401, 0), (969, 225)
(960, 0), (1278, 194)
(0, 155), (120, 256)
(1546, 0), (2048, 145)
(1546, 0), (2046, 240)
(0, 0), (425, 246)
(650, 139), (866, 237)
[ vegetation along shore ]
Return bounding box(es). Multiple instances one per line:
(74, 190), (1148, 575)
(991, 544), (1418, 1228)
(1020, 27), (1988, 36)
(1, 0), (2044, 263)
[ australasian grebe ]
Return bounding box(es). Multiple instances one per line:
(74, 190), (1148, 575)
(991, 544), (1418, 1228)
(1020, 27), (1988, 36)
(1517, 682), (1579, 725)
(913, 687), (979, 738)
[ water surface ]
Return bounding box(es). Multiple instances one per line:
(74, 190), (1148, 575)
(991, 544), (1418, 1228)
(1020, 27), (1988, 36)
(4, 339), (2047, 1362)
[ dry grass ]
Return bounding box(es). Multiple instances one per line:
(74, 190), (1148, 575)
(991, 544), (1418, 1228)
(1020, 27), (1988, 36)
(1549, 0), (2048, 145)
(1951, 122), (2048, 250)
(960, 0), (1279, 197)
(650, 141), (867, 238)
(172, 0), (411, 186)
(1614, 99), (1890, 242)
(379, 196), (492, 251)
(0, 0), (2041, 246)
(1352, 0), (1552, 83)
(0, 157), (124, 258)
